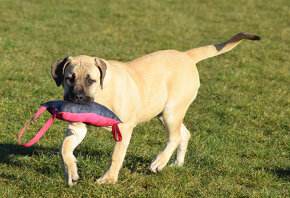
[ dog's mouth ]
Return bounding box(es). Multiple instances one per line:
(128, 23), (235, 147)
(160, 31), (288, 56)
(64, 94), (94, 105)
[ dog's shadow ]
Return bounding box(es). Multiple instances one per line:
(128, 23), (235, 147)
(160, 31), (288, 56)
(0, 143), (59, 181)
(0, 143), (152, 177)
(255, 167), (290, 182)
(0, 143), (54, 163)
(0, 143), (61, 175)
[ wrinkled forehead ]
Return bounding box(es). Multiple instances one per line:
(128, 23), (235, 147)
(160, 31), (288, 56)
(69, 55), (95, 65)
(65, 56), (99, 78)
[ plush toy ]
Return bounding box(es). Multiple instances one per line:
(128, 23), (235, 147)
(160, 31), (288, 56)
(18, 101), (122, 147)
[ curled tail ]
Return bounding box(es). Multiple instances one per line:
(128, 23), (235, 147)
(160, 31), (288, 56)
(186, 32), (261, 63)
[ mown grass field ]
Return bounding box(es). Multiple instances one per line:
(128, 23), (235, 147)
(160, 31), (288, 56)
(0, 0), (289, 197)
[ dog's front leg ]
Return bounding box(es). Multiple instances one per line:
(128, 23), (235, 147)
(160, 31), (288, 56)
(97, 124), (133, 184)
(60, 122), (87, 187)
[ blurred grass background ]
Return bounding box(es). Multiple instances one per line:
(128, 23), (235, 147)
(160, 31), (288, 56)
(0, 0), (289, 197)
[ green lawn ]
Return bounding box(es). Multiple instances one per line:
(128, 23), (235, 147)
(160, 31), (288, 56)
(0, 0), (289, 197)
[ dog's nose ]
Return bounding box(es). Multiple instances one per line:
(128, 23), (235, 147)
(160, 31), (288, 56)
(68, 93), (93, 104)
(75, 94), (84, 101)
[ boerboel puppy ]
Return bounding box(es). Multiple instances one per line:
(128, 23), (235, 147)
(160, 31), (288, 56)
(51, 32), (260, 186)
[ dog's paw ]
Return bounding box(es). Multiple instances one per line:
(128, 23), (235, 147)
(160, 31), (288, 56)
(64, 164), (79, 187)
(170, 163), (184, 167)
(68, 179), (78, 187)
(170, 158), (184, 167)
(67, 173), (79, 187)
(96, 174), (118, 184)
(149, 156), (168, 173)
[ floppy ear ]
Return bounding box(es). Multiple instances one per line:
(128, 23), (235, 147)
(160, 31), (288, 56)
(95, 58), (107, 89)
(51, 57), (71, 86)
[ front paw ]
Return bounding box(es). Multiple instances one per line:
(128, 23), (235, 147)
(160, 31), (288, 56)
(96, 173), (118, 184)
(63, 162), (79, 187)
(67, 173), (79, 187)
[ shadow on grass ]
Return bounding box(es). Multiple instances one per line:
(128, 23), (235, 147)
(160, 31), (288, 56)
(123, 155), (153, 175)
(274, 169), (290, 182)
(0, 143), (152, 176)
(0, 143), (61, 180)
(255, 167), (290, 182)
(75, 147), (153, 175)
(0, 143), (58, 164)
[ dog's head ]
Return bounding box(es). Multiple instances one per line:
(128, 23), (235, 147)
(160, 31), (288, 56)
(51, 55), (107, 104)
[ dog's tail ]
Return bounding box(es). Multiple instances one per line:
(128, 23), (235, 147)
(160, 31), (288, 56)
(185, 32), (260, 63)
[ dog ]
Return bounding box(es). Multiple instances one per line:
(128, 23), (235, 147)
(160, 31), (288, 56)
(51, 32), (260, 186)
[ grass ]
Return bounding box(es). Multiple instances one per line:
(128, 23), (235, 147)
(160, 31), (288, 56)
(0, 0), (289, 197)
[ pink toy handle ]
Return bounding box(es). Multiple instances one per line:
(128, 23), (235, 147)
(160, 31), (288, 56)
(112, 124), (122, 142)
(18, 106), (56, 147)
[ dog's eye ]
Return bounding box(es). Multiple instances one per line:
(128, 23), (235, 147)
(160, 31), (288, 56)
(87, 79), (96, 85)
(66, 74), (75, 83)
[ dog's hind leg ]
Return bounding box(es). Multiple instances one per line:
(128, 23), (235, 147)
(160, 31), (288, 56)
(60, 122), (87, 187)
(172, 123), (191, 166)
(150, 103), (190, 173)
(155, 118), (191, 170)
(154, 89), (198, 171)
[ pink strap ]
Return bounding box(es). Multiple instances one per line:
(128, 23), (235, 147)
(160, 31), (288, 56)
(112, 124), (122, 142)
(18, 106), (56, 147)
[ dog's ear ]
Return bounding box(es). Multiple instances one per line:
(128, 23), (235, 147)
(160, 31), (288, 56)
(95, 58), (107, 89)
(51, 57), (71, 86)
